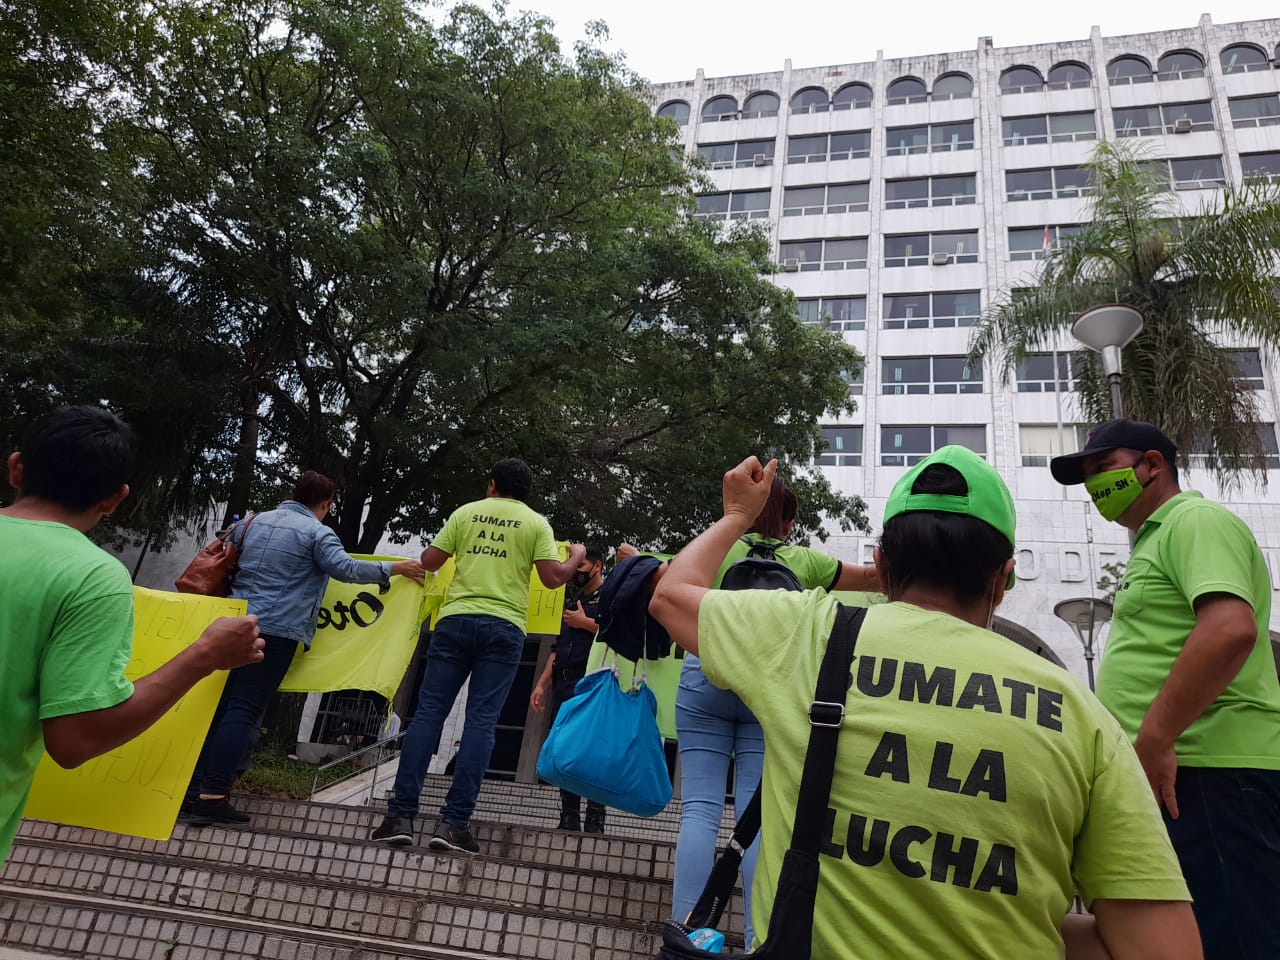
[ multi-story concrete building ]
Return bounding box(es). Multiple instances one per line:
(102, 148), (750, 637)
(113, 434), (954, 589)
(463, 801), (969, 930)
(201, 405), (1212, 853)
(648, 15), (1280, 678)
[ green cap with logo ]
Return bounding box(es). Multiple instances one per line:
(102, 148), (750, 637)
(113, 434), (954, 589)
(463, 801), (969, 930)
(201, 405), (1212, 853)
(883, 445), (1018, 589)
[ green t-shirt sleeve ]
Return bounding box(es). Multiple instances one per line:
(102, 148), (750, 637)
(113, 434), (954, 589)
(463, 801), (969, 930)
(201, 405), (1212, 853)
(793, 546), (840, 591)
(39, 577), (135, 720)
(1072, 724), (1190, 905)
(1161, 505), (1261, 611)
(697, 589), (819, 695)
(432, 508), (462, 557)
(532, 517), (559, 563)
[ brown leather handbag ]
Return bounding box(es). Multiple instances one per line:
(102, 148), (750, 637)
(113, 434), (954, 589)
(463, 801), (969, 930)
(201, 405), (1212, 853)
(174, 514), (256, 596)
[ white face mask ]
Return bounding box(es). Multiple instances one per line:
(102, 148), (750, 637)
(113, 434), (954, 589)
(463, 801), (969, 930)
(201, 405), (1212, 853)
(985, 572), (1000, 630)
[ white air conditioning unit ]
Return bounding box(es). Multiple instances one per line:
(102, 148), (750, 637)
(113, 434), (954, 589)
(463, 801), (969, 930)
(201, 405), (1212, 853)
(752, 153), (769, 166)
(1173, 117), (1193, 134)
(931, 251), (952, 266)
(781, 258), (801, 272)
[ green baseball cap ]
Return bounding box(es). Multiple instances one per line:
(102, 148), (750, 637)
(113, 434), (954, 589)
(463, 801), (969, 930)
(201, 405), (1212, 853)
(883, 445), (1017, 589)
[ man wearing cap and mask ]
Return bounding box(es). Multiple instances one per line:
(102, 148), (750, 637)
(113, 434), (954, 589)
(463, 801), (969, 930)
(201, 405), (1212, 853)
(530, 544), (608, 833)
(1052, 419), (1280, 960)
(649, 449), (1197, 958)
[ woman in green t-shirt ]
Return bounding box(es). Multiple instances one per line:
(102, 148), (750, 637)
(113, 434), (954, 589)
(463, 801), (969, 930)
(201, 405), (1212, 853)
(671, 475), (878, 948)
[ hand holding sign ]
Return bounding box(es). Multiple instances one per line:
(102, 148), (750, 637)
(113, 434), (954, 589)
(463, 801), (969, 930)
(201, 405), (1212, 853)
(191, 614), (264, 669)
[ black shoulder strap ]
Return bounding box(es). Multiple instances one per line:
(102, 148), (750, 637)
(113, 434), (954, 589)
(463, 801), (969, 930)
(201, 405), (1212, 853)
(683, 604), (866, 933)
(739, 534), (780, 561)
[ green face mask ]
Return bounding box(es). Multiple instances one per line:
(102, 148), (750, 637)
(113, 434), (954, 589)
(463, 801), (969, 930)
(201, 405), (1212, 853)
(1084, 466), (1144, 522)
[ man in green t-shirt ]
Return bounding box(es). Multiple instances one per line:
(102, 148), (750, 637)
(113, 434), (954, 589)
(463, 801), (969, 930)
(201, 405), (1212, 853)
(1053, 418), (1280, 959)
(372, 458), (585, 853)
(650, 448), (1199, 958)
(0, 406), (264, 865)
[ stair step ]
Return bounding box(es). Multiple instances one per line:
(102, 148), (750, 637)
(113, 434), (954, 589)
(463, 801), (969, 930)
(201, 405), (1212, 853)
(1, 885), (655, 959)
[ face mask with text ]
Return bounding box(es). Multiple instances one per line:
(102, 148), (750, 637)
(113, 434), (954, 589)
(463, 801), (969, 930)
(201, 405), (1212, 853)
(1084, 466), (1143, 522)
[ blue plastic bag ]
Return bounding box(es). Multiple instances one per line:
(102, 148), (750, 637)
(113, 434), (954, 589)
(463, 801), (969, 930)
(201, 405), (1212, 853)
(536, 665), (673, 817)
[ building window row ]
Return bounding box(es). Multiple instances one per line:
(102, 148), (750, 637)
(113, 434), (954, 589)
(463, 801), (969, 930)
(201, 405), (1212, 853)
(695, 191), (770, 221)
(800, 291), (981, 330)
(1006, 165), (1092, 201)
(697, 139), (775, 168)
(1230, 95), (1280, 129)
(1009, 225), (1082, 260)
(885, 174), (977, 208)
(885, 231), (979, 267)
(887, 121), (974, 154)
(1003, 112), (1096, 146)
(1114, 100), (1215, 137)
(779, 237), (868, 271)
(797, 297), (867, 330)
(882, 425), (987, 466)
(783, 182), (869, 216)
(1243, 152), (1280, 183)
(787, 131), (872, 163)
(883, 356), (982, 395)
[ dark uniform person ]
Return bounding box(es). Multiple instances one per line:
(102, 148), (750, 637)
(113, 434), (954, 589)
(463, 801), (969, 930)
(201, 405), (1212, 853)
(531, 544), (607, 832)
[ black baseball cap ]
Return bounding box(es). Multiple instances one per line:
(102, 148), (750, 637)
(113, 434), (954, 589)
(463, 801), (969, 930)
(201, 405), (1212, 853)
(1050, 419), (1178, 485)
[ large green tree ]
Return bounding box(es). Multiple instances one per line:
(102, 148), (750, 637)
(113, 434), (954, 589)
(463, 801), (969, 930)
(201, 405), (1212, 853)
(971, 140), (1280, 481)
(11, 0), (866, 551)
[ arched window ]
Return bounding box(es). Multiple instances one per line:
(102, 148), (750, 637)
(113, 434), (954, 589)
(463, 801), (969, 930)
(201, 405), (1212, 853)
(1047, 62), (1091, 90)
(1157, 50), (1205, 80)
(932, 73), (973, 100)
(790, 87), (830, 114)
(1107, 55), (1153, 85)
(656, 100), (690, 127)
(701, 95), (738, 122)
(1221, 43), (1270, 74)
(832, 82), (873, 110)
(999, 66), (1044, 94)
(887, 76), (928, 105)
(742, 91), (779, 119)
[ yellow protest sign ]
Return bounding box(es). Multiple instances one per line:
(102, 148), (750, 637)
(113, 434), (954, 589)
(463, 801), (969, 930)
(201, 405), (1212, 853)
(24, 588), (243, 841)
(428, 543), (568, 635)
(584, 642), (683, 740)
(278, 556), (426, 701)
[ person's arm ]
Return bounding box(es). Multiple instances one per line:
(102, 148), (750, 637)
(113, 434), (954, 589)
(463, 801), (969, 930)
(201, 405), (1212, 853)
(1091, 899), (1202, 960)
(312, 528), (408, 586)
(1135, 592), (1258, 817)
(535, 543), (587, 589)
(649, 456), (778, 656)
(42, 615), (264, 769)
(530, 653), (556, 713)
(833, 562), (882, 592)
(562, 600), (598, 633)
(421, 545), (451, 572)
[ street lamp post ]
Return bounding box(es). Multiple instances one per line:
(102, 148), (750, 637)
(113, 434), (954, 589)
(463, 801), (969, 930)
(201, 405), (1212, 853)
(1054, 597), (1114, 691)
(1070, 304), (1145, 419)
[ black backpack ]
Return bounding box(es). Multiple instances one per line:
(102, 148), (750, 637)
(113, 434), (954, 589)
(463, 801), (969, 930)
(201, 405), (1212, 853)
(718, 537), (804, 592)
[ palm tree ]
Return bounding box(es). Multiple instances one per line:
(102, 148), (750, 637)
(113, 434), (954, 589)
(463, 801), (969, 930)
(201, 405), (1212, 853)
(970, 139), (1280, 482)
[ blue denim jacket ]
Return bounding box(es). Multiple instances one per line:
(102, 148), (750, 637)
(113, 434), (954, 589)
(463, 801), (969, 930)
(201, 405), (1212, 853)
(229, 501), (391, 647)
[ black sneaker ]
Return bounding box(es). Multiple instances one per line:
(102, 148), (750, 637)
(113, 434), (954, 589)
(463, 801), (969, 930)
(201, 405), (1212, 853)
(370, 815), (414, 847)
(584, 804), (606, 835)
(429, 824), (479, 853)
(556, 812), (581, 831)
(180, 797), (251, 824)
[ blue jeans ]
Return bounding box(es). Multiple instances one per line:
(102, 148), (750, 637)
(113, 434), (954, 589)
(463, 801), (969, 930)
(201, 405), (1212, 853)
(389, 614), (525, 827)
(673, 655), (765, 949)
(1164, 766), (1280, 960)
(188, 633), (299, 798)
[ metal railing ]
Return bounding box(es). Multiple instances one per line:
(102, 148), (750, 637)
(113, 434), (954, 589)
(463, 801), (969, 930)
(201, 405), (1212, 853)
(309, 730), (406, 805)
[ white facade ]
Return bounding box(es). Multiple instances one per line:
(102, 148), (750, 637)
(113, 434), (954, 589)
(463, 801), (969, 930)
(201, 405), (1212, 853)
(650, 16), (1280, 679)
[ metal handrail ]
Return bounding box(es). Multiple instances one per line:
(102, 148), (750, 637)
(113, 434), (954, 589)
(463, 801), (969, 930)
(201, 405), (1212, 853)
(309, 730), (406, 803)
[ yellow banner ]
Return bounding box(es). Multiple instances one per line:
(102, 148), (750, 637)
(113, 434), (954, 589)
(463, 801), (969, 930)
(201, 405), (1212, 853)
(278, 556), (426, 701)
(24, 588), (243, 841)
(428, 544), (568, 635)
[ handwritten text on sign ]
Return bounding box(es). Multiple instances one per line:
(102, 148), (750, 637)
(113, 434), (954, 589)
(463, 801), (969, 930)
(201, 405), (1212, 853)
(24, 588), (243, 841)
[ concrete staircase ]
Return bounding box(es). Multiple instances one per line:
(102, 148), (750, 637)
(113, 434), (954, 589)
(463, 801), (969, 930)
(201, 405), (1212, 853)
(1, 777), (745, 959)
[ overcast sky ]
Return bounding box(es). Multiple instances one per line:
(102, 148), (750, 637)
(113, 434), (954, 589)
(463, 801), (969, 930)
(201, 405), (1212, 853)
(512, 1), (1278, 83)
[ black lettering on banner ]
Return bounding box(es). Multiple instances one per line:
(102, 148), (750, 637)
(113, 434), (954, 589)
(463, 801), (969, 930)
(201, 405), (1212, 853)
(347, 592), (385, 629)
(900, 662), (956, 707)
(961, 750), (1007, 802)
(888, 824), (931, 879)
(956, 673), (1002, 713)
(927, 741), (963, 794)
(930, 832), (979, 887)
(865, 731), (910, 783)
(477, 529), (487, 540)
(1001, 678), (1035, 719)
(856, 656), (898, 697)
(820, 808), (845, 859)
(1037, 687), (1064, 732)
(316, 608), (333, 630)
(974, 844), (1019, 895)
(846, 814), (891, 866)
(493, 533), (505, 543)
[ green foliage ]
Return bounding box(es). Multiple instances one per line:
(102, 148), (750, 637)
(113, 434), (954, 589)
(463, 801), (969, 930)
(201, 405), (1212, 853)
(970, 139), (1280, 485)
(237, 749), (356, 799)
(0, 0), (868, 553)
(1096, 560), (1126, 603)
